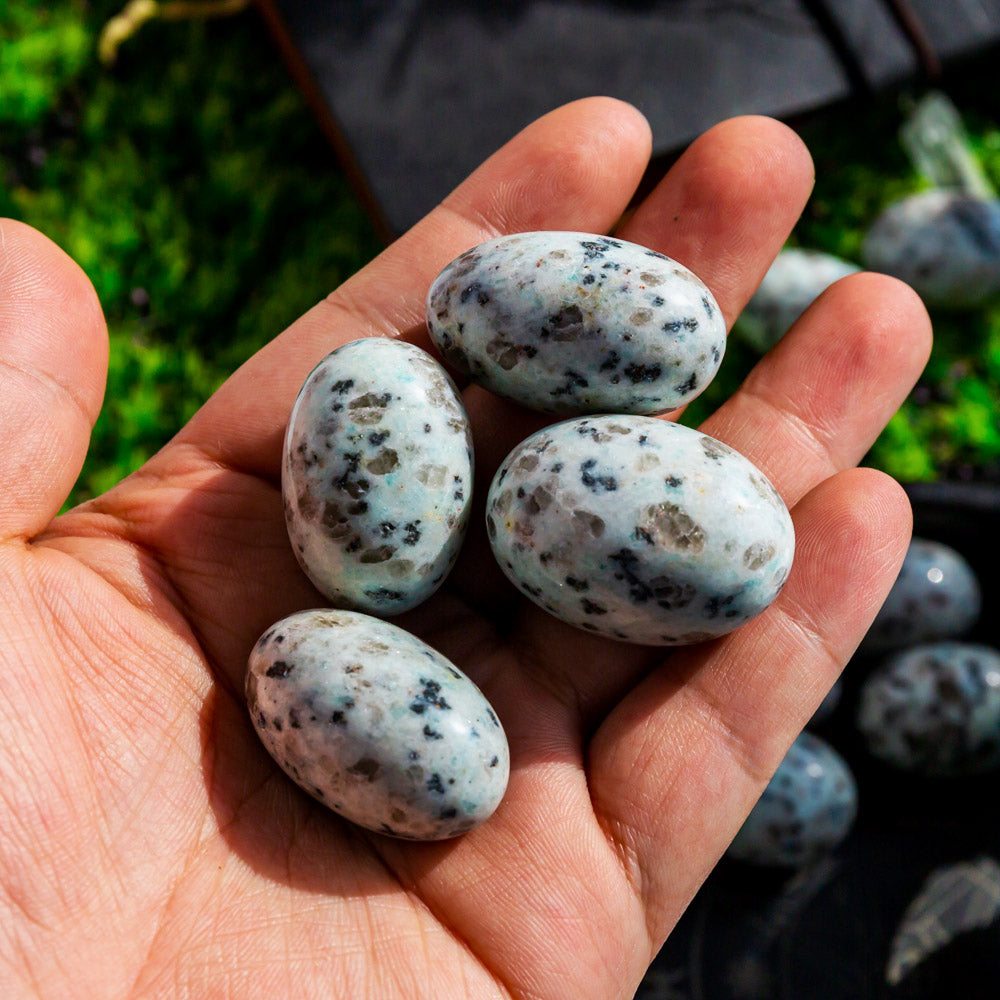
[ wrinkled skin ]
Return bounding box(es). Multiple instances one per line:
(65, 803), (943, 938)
(0, 99), (930, 999)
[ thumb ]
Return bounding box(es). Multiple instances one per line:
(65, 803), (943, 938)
(0, 219), (108, 540)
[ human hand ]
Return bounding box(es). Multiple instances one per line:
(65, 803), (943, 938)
(0, 98), (930, 999)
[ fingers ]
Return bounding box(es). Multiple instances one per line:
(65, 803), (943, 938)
(701, 271), (933, 506)
(0, 220), (108, 541)
(466, 270), (930, 728)
(174, 97), (653, 481)
(617, 115), (815, 326)
(588, 467), (912, 947)
(448, 116), (815, 613)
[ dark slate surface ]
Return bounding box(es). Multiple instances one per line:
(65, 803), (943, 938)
(262, 1), (1000, 237)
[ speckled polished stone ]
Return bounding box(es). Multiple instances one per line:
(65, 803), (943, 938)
(727, 732), (858, 867)
(857, 642), (1000, 776)
(740, 248), (859, 352)
(246, 609), (509, 840)
(282, 339), (473, 616)
(862, 191), (1000, 308)
(861, 538), (981, 654)
(485, 416), (794, 645)
(426, 232), (725, 414)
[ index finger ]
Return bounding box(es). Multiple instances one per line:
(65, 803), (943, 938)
(174, 97), (653, 481)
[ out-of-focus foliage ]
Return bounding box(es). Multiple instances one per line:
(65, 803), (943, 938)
(4, 3), (1000, 495)
(1, 0), (379, 506)
(685, 59), (1000, 483)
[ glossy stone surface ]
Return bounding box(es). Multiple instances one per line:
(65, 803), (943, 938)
(282, 339), (473, 615)
(485, 415), (794, 645)
(857, 642), (1000, 776)
(862, 538), (981, 654)
(246, 609), (509, 840)
(740, 248), (859, 352)
(862, 190), (1000, 308)
(426, 231), (725, 414)
(728, 732), (858, 867)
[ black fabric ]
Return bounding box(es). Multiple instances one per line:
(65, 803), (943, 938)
(640, 481), (1000, 1000)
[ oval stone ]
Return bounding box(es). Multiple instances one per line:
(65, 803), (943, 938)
(246, 609), (510, 840)
(857, 642), (1000, 776)
(862, 190), (1000, 308)
(861, 538), (981, 654)
(485, 415), (794, 645)
(282, 339), (473, 615)
(727, 732), (858, 867)
(426, 231), (725, 414)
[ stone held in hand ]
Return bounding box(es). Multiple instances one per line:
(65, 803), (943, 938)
(426, 231), (726, 415)
(282, 338), (473, 616)
(246, 609), (510, 840)
(485, 415), (794, 646)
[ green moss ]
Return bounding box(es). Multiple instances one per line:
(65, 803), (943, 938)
(2, 0), (380, 506)
(4, 2), (1000, 500)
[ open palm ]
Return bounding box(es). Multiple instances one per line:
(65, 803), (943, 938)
(0, 99), (930, 999)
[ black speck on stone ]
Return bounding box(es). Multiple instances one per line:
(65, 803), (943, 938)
(490, 756), (499, 768)
(410, 678), (451, 715)
(665, 475), (683, 487)
(331, 379), (355, 395)
(439, 807), (458, 819)
(674, 372), (698, 395)
(581, 597), (608, 615)
(265, 660), (293, 678)
(565, 576), (589, 591)
(634, 526), (654, 545)
(403, 522), (422, 545)
(368, 430), (390, 446)
(623, 362), (662, 384)
(582, 273), (596, 285)
(580, 457), (618, 493)
(424, 423), (432, 433)
(423, 724), (444, 740)
(426, 773), (446, 794)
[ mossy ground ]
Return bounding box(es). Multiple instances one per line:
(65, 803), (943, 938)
(3, 2), (999, 502)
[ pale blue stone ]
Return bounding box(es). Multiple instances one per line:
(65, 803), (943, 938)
(862, 190), (1000, 308)
(426, 231), (725, 414)
(728, 732), (858, 867)
(246, 609), (509, 840)
(857, 642), (1000, 776)
(282, 339), (473, 615)
(862, 538), (981, 653)
(740, 248), (859, 351)
(485, 415), (794, 645)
